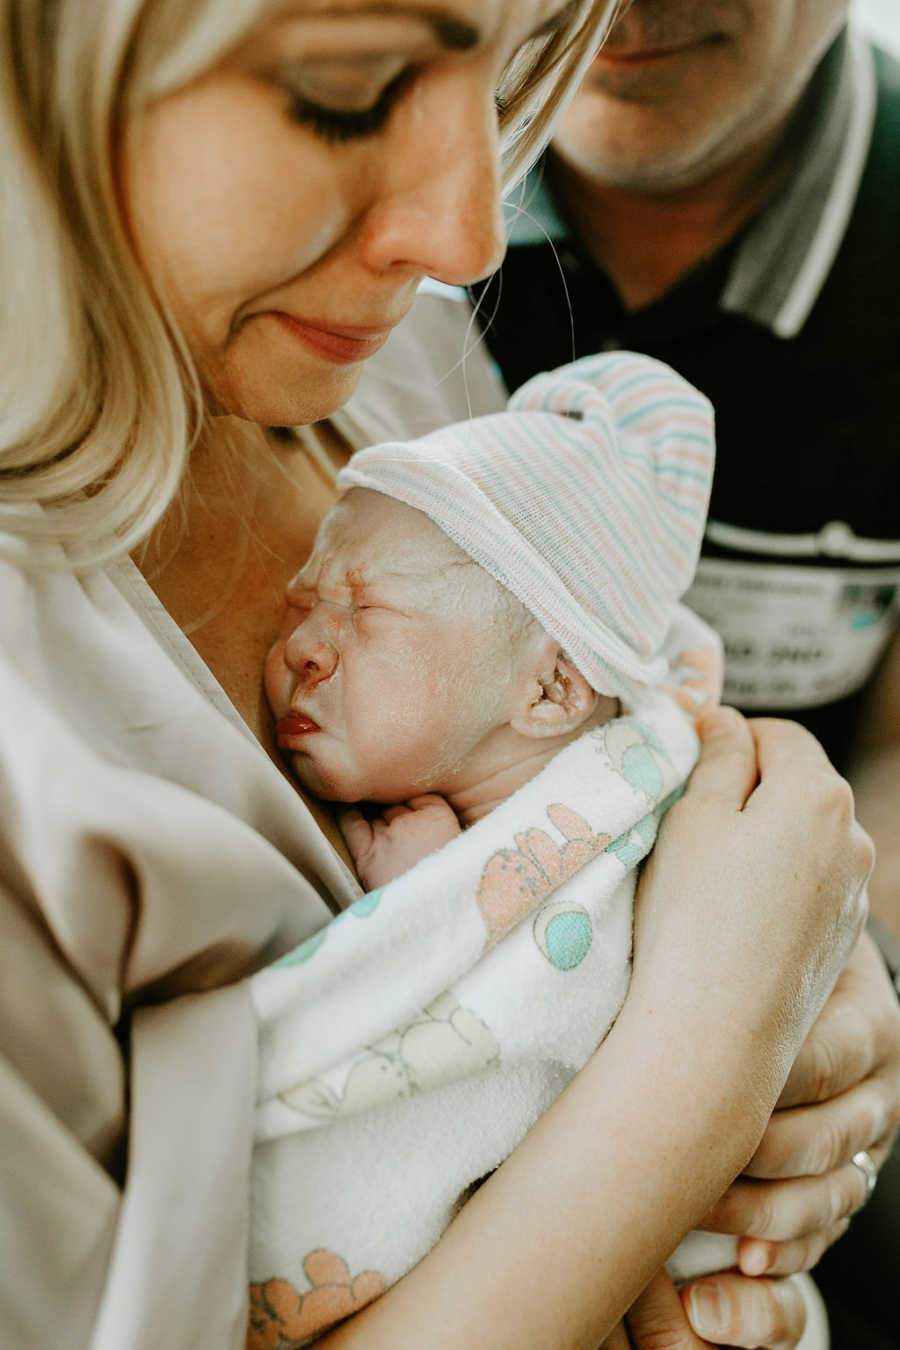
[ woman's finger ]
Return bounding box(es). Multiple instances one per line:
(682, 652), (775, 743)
(683, 706), (758, 810)
(683, 1272), (807, 1348)
(624, 1270), (709, 1348)
(736, 1218), (851, 1277)
(745, 1082), (896, 1180)
(745, 721), (874, 890)
(774, 928), (900, 1112)
(598, 1320), (632, 1349)
(700, 1142), (893, 1241)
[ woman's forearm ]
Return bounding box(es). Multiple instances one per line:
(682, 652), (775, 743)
(319, 978), (777, 1350)
(317, 712), (870, 1350)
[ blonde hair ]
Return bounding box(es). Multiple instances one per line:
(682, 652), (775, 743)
(0, 0), (620, 567)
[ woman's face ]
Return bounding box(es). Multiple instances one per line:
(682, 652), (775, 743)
(124, 0), (576, 426)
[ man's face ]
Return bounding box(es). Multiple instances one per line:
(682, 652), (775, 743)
(553, 0), (849, 191)
(263, 491), (517, 803)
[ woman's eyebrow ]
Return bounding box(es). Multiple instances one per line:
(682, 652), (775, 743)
(279, 2), (580, 52)
(316, 5), (480, 50)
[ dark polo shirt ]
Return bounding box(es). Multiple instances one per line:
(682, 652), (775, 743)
(476, 30), (900, 772)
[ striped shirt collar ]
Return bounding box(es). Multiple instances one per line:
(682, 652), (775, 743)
(505, 27), (877, 339)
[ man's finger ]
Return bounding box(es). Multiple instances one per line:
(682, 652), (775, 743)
(683, 1272), (807, 1348)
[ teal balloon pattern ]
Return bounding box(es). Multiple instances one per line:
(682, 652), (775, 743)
(534, 901), (594, 971)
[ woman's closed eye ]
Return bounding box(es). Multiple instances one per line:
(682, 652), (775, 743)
(284, 64), (414, 143)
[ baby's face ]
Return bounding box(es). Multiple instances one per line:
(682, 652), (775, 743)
(264, 490), (515, 803)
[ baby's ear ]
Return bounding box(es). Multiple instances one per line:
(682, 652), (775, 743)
(510, 648), (597, 739)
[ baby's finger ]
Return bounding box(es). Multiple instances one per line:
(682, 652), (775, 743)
(737, 1219), (850, 1277)
(405, 793), (452, 812)
(683, 1272), (807, 1348)
(336, 806), (374, 856)
(382, 804), (413, 823)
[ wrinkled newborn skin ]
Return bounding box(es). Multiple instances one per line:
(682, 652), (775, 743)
(264, 489), (530, 804)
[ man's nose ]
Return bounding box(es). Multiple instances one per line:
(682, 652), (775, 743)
(283, 625), (339, 690)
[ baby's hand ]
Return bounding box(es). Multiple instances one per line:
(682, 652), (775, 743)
(338, 794), (462, 890)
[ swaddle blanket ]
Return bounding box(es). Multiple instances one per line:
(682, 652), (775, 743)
(248, 619), (726, 1349)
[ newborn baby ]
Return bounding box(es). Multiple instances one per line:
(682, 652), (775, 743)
(264, 485), (623, 888)
(264, 353), (717, 888)
(248, 353), (729, 1350)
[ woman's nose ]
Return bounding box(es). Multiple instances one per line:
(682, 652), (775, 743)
(283, 625), (339, 690)
(357, 67), (506, 286)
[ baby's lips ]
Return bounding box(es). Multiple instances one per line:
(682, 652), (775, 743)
(276, 713), (321, 747)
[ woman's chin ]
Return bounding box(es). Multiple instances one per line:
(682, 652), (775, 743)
(206, 343), (366, 428)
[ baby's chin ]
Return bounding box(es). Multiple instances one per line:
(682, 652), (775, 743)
(286, 750), (422, 807)
(287, 751), (351, 802)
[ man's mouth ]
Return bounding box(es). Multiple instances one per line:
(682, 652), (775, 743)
(594, 37), (712, 67)
(276, 713), (321, 748)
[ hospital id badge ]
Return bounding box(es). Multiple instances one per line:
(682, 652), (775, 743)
(684, 558), (900, 710)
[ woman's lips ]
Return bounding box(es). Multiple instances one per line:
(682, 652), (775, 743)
(276, 713), (321, 748)
(269, 312), (395, 364)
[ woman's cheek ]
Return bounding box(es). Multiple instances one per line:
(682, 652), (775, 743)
(263, 640), (291, 717)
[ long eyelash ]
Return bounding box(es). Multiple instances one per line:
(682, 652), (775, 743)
(288, 71), (410, 144)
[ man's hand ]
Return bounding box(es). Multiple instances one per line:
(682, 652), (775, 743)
(338, 794), (461, 889)
(695, 930), (900, 1278)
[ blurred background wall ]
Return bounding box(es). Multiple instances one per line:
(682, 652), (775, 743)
(853, 0), (900, 54)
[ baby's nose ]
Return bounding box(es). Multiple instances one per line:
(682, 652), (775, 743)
(284, 629), (339, 689)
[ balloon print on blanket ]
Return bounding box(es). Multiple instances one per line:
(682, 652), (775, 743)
(476, 803), (612, 955)
(279, 992), (500, 1121)
(247, 1249), (386, 1350)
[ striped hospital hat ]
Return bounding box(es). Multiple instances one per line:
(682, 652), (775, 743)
(336, 352), (714, 703)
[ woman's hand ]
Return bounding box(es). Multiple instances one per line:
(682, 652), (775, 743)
(694, 928), (900, 1277)
(602, 1269), (810, 1349)
(338, 794), (461, 889)
(321, 709), (875, 1349)
(630, 710), (873, 1098)
(601, 933), (900, 1350)
(608, 946), (900, 1350)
